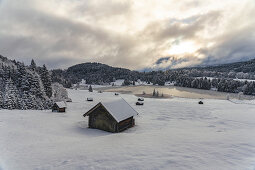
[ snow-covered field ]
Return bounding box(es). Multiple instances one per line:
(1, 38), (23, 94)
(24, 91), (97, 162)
(1, 89), (255, 170)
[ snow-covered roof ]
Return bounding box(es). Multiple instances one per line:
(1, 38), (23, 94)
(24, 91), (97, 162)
(101, 99), (138, 122)
(85, 99), (138, 122)
(55, 101), (66, 108)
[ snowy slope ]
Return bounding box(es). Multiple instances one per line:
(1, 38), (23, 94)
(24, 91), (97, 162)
(0, 89), (255, 170)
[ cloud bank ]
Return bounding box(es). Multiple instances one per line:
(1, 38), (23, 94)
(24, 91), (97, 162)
(0, 0), (254, 70)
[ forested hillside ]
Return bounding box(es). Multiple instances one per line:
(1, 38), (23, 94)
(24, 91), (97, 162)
(51, 58), (255, 95)
(0, 55), (53, 109)
(51, 63), (143, 87)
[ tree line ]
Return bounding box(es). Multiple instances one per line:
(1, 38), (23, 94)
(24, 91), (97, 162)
(0, 55), (53, 109)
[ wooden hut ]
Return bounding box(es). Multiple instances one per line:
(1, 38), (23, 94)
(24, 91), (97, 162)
(87, 97), (93, 101)
(138, 97), (144, 101)
(198, 101), (204, 104)
(52, 101), (66, 112)
(136, 101), (144, 105)
(83, 99), (138, 133)
(66, 98), (72, 102)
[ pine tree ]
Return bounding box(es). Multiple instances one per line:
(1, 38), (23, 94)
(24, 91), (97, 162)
(0, 64), (4, 78)
(5, 66), (11, 79)
(30, 59), (36, 71)
(40, 65), (52, 98)
(29, 73), (40, 96)
(20, 74), (30, 92)
(22, 91), (36, 109)
(88, 85), (93, 92)
(152, 89), (156, 96)
(17, 93), (25, 110)
(0, 90), (3, 108)
(4, 78), (18, 109)
(17, 63), (27, 89)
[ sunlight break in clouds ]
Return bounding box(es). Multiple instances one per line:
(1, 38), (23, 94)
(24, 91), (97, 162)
(0, 0), (255, 70)
(166, 41), (198, 55)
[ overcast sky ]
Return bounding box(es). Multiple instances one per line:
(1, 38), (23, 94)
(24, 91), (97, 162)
(0, 0), (254, 70)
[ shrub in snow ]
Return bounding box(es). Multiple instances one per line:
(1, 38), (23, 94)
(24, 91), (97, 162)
(238, 92), (243, 100)
(226, 94), (230, 100)
(156, 91), (159, 97)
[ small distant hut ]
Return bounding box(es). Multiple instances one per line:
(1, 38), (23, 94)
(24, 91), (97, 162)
(87, 97), (93, 101)
(198, 101), (203, 104)
(83, 99), (138, 133)
(136, 101), (144, 105)
(66, 98), (72, 102)
(52, 101), (67, 112)
(138, 97), (144, 101)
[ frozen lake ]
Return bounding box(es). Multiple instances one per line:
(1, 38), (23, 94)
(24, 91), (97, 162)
(100, 85), (255, 100)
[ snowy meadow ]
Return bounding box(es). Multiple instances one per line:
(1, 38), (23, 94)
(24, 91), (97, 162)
(1, 89), (255, 170)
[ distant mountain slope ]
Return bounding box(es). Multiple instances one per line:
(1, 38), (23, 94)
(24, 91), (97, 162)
(180, 58), (255, 73)
(0, 55), (52, 110)
(51, 62), (143, 87)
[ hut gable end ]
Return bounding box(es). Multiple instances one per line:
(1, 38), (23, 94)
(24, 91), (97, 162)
(87, 105), (117, 132)
(84, 104), (117, 122)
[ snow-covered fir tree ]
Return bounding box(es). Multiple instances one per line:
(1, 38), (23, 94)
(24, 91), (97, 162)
(3, 78), (18, 110)
(39, 64), (52, 98)
(30, 59), (36, 71)
(0, 89), (3, 108)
